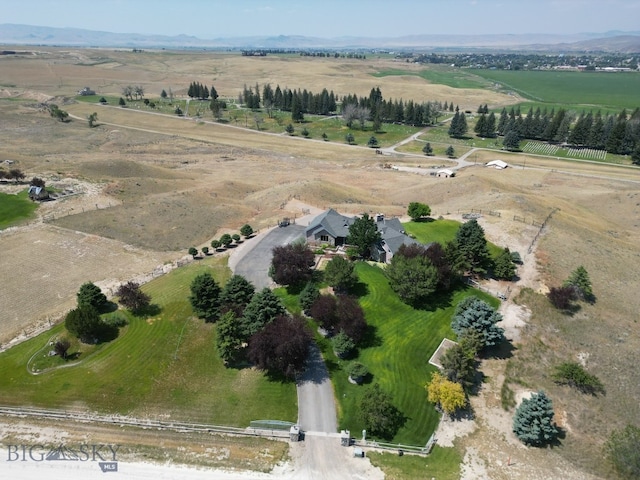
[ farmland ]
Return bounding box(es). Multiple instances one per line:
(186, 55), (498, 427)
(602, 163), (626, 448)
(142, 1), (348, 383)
(0, 47), (639, 479)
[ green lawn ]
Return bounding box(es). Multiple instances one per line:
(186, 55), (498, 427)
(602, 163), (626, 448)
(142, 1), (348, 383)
(0, 190), (38, 229)
(331, 262), (496, 444)
(0, 256), (297, 425)
(403, 219), (504, 258)
(368, 445), (461, 480)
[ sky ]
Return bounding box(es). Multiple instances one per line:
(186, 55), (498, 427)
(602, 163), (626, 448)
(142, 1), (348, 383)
(1, 0), (639, 38)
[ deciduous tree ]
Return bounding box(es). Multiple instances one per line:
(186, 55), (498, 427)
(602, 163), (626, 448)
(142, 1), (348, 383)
(426, 371), (467, 415)
(407, 202), (431, 221)
(248, 315), (311, 379)
(385, 252), (438, 305)
(220, 234), (233, 248)
(240, 224), (254, 238)
(115, 281), (151, 313)
(359, 384), (404, 440)
(271, 241), (315, 286)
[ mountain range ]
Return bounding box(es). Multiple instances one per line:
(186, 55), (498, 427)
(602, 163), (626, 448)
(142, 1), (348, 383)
(1, 24), (639, 53)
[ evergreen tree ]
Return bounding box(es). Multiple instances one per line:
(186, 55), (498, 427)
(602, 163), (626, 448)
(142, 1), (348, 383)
(422, 142), (434, 155)
(299, 282), (320, 313)
(497, 108), (508, 135)
(291, 94), (304, 122)
(189, 273), (222, 322)
(485, 112), (497, 137)
(347, 213), (381, 258)
(563, 265), (594, 302)
(219, 275), (255, 315)
(216, 311), (243, 365)
(451, 296), (505, 349)
(240, 288), (286, 340)
(503, 131), (521, 151)
(493, 248), (516, 280)
(455, 219), (491, 274)
(445, 145), (455, 158)
(513, 391), (559, 447)
(77, 282), (108, 310)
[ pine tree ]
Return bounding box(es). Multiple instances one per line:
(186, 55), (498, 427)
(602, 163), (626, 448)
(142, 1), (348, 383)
(513, 391), (559, 447)
(563, 265), (594, 302)
(451, 296), (505, 349)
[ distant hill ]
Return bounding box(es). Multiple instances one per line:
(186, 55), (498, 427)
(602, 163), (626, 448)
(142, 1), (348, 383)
(0, 24), (639, 52)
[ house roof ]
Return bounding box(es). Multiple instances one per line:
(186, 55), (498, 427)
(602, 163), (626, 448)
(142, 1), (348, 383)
(306, 208), (354, 239)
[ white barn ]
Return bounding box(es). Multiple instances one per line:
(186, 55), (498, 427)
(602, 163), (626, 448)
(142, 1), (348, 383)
(486, 160), (508, 169)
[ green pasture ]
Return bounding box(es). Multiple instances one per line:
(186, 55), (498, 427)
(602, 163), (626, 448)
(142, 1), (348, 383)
(330, 262), (497, 444)
(0, 256), (297, 425)
(368, 445), (461, 480)
(0, 190), (38, 229)
(372, 67), (491, 90)
(470, 69), (640, 109)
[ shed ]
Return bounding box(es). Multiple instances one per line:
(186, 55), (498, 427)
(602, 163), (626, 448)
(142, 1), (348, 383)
(486, 159), (508, 169)
(436, 169), (455, 178)
(353, 447), (365, 458)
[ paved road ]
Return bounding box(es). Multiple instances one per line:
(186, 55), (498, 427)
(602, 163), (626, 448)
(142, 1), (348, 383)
(296, 344), (338, 433)
(231, 225), (305, 290)
(230, 224), (339, 435)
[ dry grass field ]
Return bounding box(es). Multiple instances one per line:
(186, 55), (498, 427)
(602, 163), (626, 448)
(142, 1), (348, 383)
(1, 47), (640, 478)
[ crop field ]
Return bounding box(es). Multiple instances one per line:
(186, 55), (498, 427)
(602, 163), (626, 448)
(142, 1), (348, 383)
(372, 66), (492, 90)
(1, 46), (640, 479)
(470, 69), (640, 109)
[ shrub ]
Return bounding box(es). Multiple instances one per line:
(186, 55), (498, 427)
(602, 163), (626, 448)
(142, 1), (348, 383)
(347, 362), (369, 384)
(552, 362), (604, 395)
(240, 224), (253, 238)
(605, 424), (640, 479)
(299, 282), (319, 313)
(547, 285), (577, 310)
(332, 331), (355, 358)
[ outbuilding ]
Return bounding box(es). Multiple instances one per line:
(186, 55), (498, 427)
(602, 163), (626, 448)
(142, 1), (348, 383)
(436, 169), (455, 178)
(486, 159), (508, 169)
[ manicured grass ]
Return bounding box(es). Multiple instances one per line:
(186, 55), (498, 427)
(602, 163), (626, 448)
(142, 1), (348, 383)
(368, 445), (461, 480)
(0, 256), (297, 425)
(403, 219), (504, 257)
(0, 190), (38, 228)
(332, 262), (497, 445)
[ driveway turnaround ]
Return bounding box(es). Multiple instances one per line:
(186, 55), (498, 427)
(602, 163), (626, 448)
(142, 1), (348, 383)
(232, 224), (306, 290)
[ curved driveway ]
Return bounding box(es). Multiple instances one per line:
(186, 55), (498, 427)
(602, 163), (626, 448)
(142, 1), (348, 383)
(230, 223), (338, 434)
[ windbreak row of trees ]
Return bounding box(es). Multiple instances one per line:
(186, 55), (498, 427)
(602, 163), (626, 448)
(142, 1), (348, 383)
(494, 106), (640, 157)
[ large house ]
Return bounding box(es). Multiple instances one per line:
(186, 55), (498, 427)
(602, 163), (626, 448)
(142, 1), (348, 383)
(305, 209), (419, 263)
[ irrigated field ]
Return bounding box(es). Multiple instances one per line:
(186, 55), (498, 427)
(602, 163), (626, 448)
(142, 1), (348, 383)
(1, 47), (639, 479)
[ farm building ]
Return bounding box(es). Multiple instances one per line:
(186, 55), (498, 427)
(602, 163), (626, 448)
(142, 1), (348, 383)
(77, 87), (95, 96)
(437, 169), (455, 178)
(486, 160), (508, 169)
